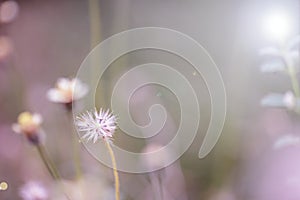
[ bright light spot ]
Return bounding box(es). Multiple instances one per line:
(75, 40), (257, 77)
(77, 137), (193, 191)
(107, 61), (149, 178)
(262, 10), (292, 41)
(0, 182), (8, 191)
(0, 1), (19, 23)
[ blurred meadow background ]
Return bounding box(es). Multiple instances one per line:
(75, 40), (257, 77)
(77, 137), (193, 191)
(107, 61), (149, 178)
(0, 0), (299, 199)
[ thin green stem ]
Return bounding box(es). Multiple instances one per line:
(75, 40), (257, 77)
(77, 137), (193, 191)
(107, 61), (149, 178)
(72, 131), (82, 179)
(37, 145), (73, 200)
(37, 145), (74, 200)
(67, 111), (82, 180)
(36, 144), (60, 180)
(105, 140), (120, 200)
(72, 127), (82, 179)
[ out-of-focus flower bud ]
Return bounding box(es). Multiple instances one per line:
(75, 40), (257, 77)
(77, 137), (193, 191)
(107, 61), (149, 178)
(0, 1), (19, 24)
(47, 77), (88, 110)
(12, 112), (43, 145)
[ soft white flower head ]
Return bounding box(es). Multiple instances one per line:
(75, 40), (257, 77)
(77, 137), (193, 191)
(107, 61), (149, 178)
(47, 77), (88, 104)
(76, 108), (117, 143)
(19, 181), (48, 200)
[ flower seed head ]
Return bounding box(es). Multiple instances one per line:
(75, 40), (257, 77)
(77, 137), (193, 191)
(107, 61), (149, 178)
(76, 108), (117, 143)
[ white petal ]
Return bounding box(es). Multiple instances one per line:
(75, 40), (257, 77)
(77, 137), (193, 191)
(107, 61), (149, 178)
(47, 89), (69, 103)
(71, 78), (89, 100)
(57, 78), (71, 90)
(32, 114), (43, 125)
(73, 84), (89, 100)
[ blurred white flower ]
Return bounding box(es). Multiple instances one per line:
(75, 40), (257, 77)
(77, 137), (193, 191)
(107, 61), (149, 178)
(76, 108), (117, 143)
(261, 91), (299, 111)
(19, 181), (48, 200)
(273, 135), (300, 149)
(47, 78), (88, 105)
(12, 112), (43, 144)
(261, 93), (286, 107)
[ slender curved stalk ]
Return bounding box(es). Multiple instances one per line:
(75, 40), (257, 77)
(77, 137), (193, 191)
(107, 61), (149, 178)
(67, 111), (82, 180)
(36, 144), (60, 180)
(105, 140), (120, 200)
(72, 129), (82, 179)
(37, 145), (74, 200)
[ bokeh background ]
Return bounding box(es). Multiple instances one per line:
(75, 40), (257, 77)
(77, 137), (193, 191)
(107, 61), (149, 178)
(0, 0), (299, 199)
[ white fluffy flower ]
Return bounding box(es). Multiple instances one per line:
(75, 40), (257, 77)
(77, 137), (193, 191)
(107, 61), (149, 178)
(47, 78), (88, 104)
(19, 181), (48, 200)
(76, 108), (117, 143)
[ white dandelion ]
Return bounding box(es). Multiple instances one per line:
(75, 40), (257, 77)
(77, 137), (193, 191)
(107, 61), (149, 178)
(76, 108), (120, 200)
(76, 108), (117, 143)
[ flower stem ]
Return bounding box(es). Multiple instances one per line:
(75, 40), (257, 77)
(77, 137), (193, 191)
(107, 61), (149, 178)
(72, 132), (82, 179)
(36, 144), (60, 180)
(37, 145), (72, 200)
(67, 111), (82, 180)
(105, 140), (120, 200)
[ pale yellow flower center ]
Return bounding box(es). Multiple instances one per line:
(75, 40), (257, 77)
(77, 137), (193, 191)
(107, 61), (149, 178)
(17, 112), (40, 135)
(18, 112), (35, 127)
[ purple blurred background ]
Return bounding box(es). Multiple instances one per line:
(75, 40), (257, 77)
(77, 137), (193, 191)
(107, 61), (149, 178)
(0, 0), (299, 199)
